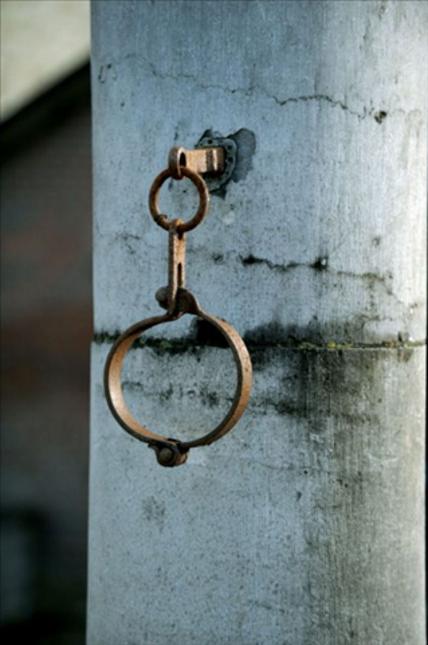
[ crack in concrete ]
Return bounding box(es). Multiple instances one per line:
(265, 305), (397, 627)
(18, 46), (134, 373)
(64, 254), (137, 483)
(240, 254), (302, 274)
(97, 54), (377, 121)
(240, 253), (386, 281)
(240, 254), (330, 274)
(239, 253), (409, 309)
(96, 53), (416, 126)
(269, 93), (370, 120)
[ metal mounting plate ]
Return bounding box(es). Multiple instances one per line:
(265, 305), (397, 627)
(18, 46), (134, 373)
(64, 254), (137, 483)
(195, 132), (237, 192)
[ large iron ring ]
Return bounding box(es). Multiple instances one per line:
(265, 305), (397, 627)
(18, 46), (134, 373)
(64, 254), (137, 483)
(104, 290), (252, 467)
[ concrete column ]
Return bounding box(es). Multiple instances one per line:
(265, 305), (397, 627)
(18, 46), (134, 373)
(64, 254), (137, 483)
(88, 2), (426, 643)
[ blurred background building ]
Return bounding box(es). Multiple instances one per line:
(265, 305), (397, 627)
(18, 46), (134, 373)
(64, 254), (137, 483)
(1, 2), (91, 642)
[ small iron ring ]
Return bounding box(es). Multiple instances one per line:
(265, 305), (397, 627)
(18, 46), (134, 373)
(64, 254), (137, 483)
(148, 166), (209, 233)
(104, 292), (252, 466)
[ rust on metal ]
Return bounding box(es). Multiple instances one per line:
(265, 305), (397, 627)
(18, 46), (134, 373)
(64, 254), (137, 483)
(166, 220), (186, 314)
(148, 165), (209, 233)
(104, 146), (252, 467)
(168, 145), (225, 179)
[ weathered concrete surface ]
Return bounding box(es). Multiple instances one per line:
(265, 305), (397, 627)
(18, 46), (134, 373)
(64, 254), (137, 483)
(88, 1), (426, 643)
(88, 344), (425, 644)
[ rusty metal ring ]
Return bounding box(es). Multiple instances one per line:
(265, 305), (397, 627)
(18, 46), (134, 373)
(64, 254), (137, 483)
(148, 166), (209, 233)
(104, 291), (252, 467)
(168, 146), (186, 179)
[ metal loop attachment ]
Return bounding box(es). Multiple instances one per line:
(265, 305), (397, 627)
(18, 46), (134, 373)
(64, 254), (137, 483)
(148, 166), (209, 233)
(104, 143), (252, 467)
(104, 290), (252, 467)
(168, 146), (186, 180)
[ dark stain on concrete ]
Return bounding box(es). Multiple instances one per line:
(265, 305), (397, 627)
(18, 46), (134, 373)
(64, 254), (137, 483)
(248, 346), (388, 424)
(196, 127), (256, 197)
(94, 329), (121, 344)
(98, 63), (117, 83)
(311, 256), (329, 271)
(374, 110), (387, 124)
(229, 128), (257, 183)
(189, 319), (229, 348)
(244, 321), (291, 347)
(200, 386), (220, 408)
(142, 496), (166, 529)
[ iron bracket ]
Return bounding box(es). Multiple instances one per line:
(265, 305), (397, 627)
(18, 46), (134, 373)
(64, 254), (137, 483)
(168, 133), (237, 192)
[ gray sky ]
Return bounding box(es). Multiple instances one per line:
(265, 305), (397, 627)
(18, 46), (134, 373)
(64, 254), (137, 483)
(1, 0), (90, 119)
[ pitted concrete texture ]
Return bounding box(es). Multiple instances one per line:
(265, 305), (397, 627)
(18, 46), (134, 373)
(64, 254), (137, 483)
(89, 1), (426, 644)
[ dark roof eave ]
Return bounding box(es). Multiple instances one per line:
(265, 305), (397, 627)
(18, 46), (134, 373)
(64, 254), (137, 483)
(0, 61), (90, 164)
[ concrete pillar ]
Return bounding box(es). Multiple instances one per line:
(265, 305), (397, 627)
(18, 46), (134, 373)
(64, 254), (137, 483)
(88, 2), (426, 643)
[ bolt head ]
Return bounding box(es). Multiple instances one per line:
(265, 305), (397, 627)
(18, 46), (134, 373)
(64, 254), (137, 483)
(155, 287), (169, 309)
(157, 447), (175, 466)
